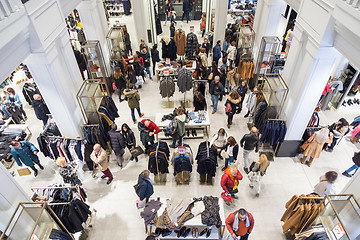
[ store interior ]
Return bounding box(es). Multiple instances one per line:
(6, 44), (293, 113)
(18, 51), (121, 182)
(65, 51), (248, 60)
(1, 0), (360, 240)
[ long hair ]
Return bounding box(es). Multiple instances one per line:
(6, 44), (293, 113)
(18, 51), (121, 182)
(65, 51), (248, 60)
(113, 67), (122, 79)
(315, 128), (330, 143)
(258, 154), (269, 173)
(121, 123), (132, 135)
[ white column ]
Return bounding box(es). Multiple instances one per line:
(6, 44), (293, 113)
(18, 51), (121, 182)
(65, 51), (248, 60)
(77, 0), (111, 72)
(281, 25), (342, 141)
(252, 0), (286, 60)
(213, 0), (228, 47)
(132, 0), (147, 47)
(25, 29), (84, 138)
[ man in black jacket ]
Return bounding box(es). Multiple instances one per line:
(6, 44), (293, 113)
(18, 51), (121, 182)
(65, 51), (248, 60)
(32, 94), (50, 126)
(240, 127), (259, 173)
(151, 44), (160, 76)
(209, 76), (225, 114)
(141, 47), (152, 80)
(108, 124), (126, 167)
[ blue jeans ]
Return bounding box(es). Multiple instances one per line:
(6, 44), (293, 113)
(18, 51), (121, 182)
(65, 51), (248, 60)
(145, 66), (152, 79)
(225, 78), (230, 92)
(211, 94), (219, 112)
(225, 156), (234, 168)
(345, 164), (359, 175)
(130, 107), (141, 122)
(172, 134), (183, 148)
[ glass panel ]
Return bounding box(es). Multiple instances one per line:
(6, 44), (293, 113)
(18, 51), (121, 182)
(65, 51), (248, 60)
(8, 206), (42, 240)
(33, 210), (57, 240)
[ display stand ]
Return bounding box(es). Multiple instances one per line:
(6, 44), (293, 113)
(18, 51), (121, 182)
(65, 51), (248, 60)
(0, 202), (74, 240)
(253, 36), (281, 87)
(300, 194), (360, 239)
(154, 142), (167, 185)
(82, 40), (111, 95)
(103, 0), (124, 18)
(77, 80), (105, 125)
(106, 26), (127, 62)
(200, 141), (213, 185)
(162, 70), (175, 108)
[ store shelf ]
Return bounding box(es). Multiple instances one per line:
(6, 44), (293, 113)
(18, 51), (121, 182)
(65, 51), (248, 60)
(158, 228), (220, 240)
(157, 130), (204, 140)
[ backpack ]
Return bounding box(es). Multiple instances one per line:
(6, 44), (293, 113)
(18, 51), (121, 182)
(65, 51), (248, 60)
(166, 119), (176, 135)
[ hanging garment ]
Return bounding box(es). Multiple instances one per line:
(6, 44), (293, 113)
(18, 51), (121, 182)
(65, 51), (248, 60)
(174, 29), (187, 56)
(196, 141), (217, 177)
(168, 39), (177, 60)
(22, 82), (40, 105)
(237, 60), (254, 80)
(148, 141), (170, 174)
(0, 102), (25, 124)
(259, 120), (287, 146)
(201, 196), (222, 228)
(177, 68), (193, 93)
(122, 0), (131, 15)
(159, 78), (176, 98)
(253, 101), (267, 129)
(185, 32), (198, 60)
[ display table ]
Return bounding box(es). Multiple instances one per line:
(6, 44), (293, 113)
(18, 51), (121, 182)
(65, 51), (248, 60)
(155, 61), (196, 82)
(155, 112), (210, 140)
(145, 198), (226, 240)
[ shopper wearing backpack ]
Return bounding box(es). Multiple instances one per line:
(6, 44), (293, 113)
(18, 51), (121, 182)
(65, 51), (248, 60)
(124, 84), (144, 124)
(171, 107), (189, 148)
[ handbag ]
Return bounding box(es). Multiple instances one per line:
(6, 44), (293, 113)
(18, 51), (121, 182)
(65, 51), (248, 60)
(112, 81), (117, 90)
(207, 72), (213, 80)
(133, 182), (141, 197)
(17, 168), (31, 176)
(221, 191), (232, 203)
(136, 199), (146, 209)
(130, 145), (144, 158)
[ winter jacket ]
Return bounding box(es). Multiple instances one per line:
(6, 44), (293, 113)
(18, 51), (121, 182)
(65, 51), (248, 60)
(138, 175), (154, 201)
(193, 97), (207, 111)
(221, 168), (243, 192)
(196, 141), (218, 177)
(225, 95), (241, 115)
(32, 99), (50, 123)
(59, 165), (81, 186)
(114, 74), (127, 90)
(227, 45), (237, 62)
(174, 114), (189, 137)
(159, 78), (176, 98)
(213, 43), (221, 59)
(237, 85), (248, 99)
(124, 89), (140, 109)
(240, 134), (259, 151)
(185, 32), (198, 60)
(142, 51), (151, 68)
(199, 52), (208, 67)
(151, 48), (160, 62)
(202, 42), (211, 56)
(148, 141), (170, 174)
(246, 92), (257, 112)
(170, 25), (175, 38)
(177, 68), (193, 93)
(141, 119), (160, 134)
(225, 210), (254, 236)
(90, 147), (109, 171)
(6, 93), (22, 107)
(226, 70), (236, 87)
(11, 141), (39, 167)
(174, 30), (187, 56)
(174, 155), (192, 175)
(209, 81), (225, 96)
(122, 130), (136, 147)
(108, 130), (125, 155)
(138, 122), (155, 146)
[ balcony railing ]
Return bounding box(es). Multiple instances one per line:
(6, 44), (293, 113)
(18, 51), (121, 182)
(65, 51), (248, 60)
(343, 0), (360, 10)
(0, 0), (23, 21)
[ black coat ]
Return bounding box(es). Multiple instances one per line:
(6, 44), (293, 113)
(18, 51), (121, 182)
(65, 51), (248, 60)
(32, 99), (50, 122)
(196, 141), (217, 177)
(122, 130), (136, 147)
(151, 49), (160, 62)
(209, 81), (225, 96)
(108, 130), (125, 154)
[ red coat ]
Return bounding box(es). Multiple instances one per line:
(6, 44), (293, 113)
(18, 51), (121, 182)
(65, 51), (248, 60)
(141, 119), (160, 134)
(322, 84), (332, 96)
(221, 169), (243, 192)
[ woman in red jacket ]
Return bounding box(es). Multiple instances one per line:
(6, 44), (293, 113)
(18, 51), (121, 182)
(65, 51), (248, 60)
(221, 165), (243, 200)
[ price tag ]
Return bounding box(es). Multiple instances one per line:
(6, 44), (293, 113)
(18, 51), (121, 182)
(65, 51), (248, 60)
(163, 69), (170, 76)
(332, 223), (345, 240)
(178, 146), (186, 154)
(190, 26), (194, 32)
(166, 58), (170, 65)
(280, 52), (286, 59)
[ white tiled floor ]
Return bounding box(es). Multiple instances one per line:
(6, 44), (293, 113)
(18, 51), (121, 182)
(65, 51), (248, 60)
(7, 18), (360, 240)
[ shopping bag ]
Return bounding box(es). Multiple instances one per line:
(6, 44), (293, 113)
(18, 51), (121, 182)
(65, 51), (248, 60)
(136, 199), (146, 209)
(17, 168), (31, 176)
(221, 191), (233, 203)
(112, 81), (117, 90)
(130, 146), (144, 158)
(133, 183), (141, 197)
(136, 76), (144, 87)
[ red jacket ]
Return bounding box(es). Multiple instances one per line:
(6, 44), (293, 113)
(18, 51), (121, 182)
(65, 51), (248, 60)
(139, 57), (144, 66)
(221, 169), (243, 192)
(141, 119), (160, 134)
(322, 84), (332, 95)
(225, 210), (254, 235)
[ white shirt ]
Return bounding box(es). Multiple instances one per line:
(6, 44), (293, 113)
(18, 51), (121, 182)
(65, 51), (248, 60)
(227, 145), (234, 157)
(313, 175), (336, 197)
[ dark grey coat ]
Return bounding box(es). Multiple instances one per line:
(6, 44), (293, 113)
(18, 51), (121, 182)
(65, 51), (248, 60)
(108, 130), (125, 155)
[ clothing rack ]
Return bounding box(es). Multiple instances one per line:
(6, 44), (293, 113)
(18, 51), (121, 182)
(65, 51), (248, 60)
(31, 185), (85, 202)
(46, 136), (83, 140)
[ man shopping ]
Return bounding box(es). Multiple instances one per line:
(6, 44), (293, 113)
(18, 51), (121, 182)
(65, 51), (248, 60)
(240, 127), (259, 174)
(209, 76), (225, 114)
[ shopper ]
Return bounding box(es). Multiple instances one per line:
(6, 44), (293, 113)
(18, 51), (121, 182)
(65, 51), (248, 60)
(222, 136), (239, 171)
(170, 7), (177, 25)
(210, 128), (227, 160)
(151, 44), (160, 76)
(139, 119), (160, 154)
(213, 40), (222, 65)
(343, 151), (360, 178)
(209, 76), (225, 114)
(240, 127), (259, 174)
(127, 66), (137, 87)
(141, 47), (152, 80)
(313, 171), (338, 197)
(224, 91), (241, 129)
(248, 154), (269, 197)
(244, 87), (257, 118)
(121, 123), (138, 162)
(227, 41), (237, 67)
(221, 165), (243, 200)
(124, 27), (132, 56)
(200, 12), (206, 37)
(225, 208), (254, 240)
(32, 94), (50, 126)
(223, 36), (231, 53)
(170, 22), (176, 38)
(199, 48), (208, 68)
(193, 91), (207, 112)
(113, 66), (126, 102)
(226, 66), (236, 92)
(56, 157), (81, 186)
(90, 144), (113, 184)
(300, 128), (333, 167)
(10, 140), (44, 177)
(164, 0), (171, 25)
(124, 84), (144, 124)
(108, 123), (126, 168)
(139, 39), (149, 52)
(237, 80), (248, 113)
(210, 61), (220, 81)
(202, 38), (211, 56)
(137, 169), (154, 203)
(171, 107), (189, 148)
(181, 0), (190, 23)
(6, 87), (27, 120)
(325, 118), (350, 152)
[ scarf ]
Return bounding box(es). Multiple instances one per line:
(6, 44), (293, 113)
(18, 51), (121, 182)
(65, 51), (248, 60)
(225, 168), (238, 190)
(233, 212), (250, 232)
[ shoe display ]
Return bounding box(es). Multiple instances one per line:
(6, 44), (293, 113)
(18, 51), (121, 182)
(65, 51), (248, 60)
(183, 227), (191, 237)
(107, 179), (113, 184)
(187, 129), (190, 137)
(162, 229), (172, 237)
(199, 228), (208, 237)
(155, 228), (162, 236)
(178, 226), (186, 237)
(206, 228), (212, 237)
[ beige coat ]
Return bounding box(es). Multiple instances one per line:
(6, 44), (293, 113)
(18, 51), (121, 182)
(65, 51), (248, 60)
(174, 30), (186, 56)
(302, 133), (333, 159)
(199, 52), (208, 68)
(90, 147), (109, 171)
(227, 70), (236, 87)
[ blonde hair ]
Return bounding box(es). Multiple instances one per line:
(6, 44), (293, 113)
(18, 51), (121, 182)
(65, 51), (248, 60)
(258, 154), (269, 173)
(56, 157), (67, 168)
(230, 164), (237, 176)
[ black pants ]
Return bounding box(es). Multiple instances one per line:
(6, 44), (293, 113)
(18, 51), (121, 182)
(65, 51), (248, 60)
(181, 11), (189, 23)
(227, 113), (234, 125)
(145, 141), (154, 154)
(202, 29), (205, 37)
(328, 137), (338, 150)
(227, 187), (238, 197)
(19, 105), (27, 118)
(152, 61), (156, 75)
(213, 57), (220, 65)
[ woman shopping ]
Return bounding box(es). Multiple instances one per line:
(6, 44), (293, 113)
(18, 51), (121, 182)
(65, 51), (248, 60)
(121, 123), (139, 162)
(325, 118), (350, 152)
(113, 66), (127, 102)
(313, 171), (338, 197)
(124, 84), (144, 124)
(248, 154), (269, 197)
(224, 91), (241, 129)
(210, 128), (227, 160)
(300, 128), (333, 167)
(137, 169), (154, 203)
(222, 136), (239, 171)
(171, 107), (189, 148)
(6, 87), (27, 120)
